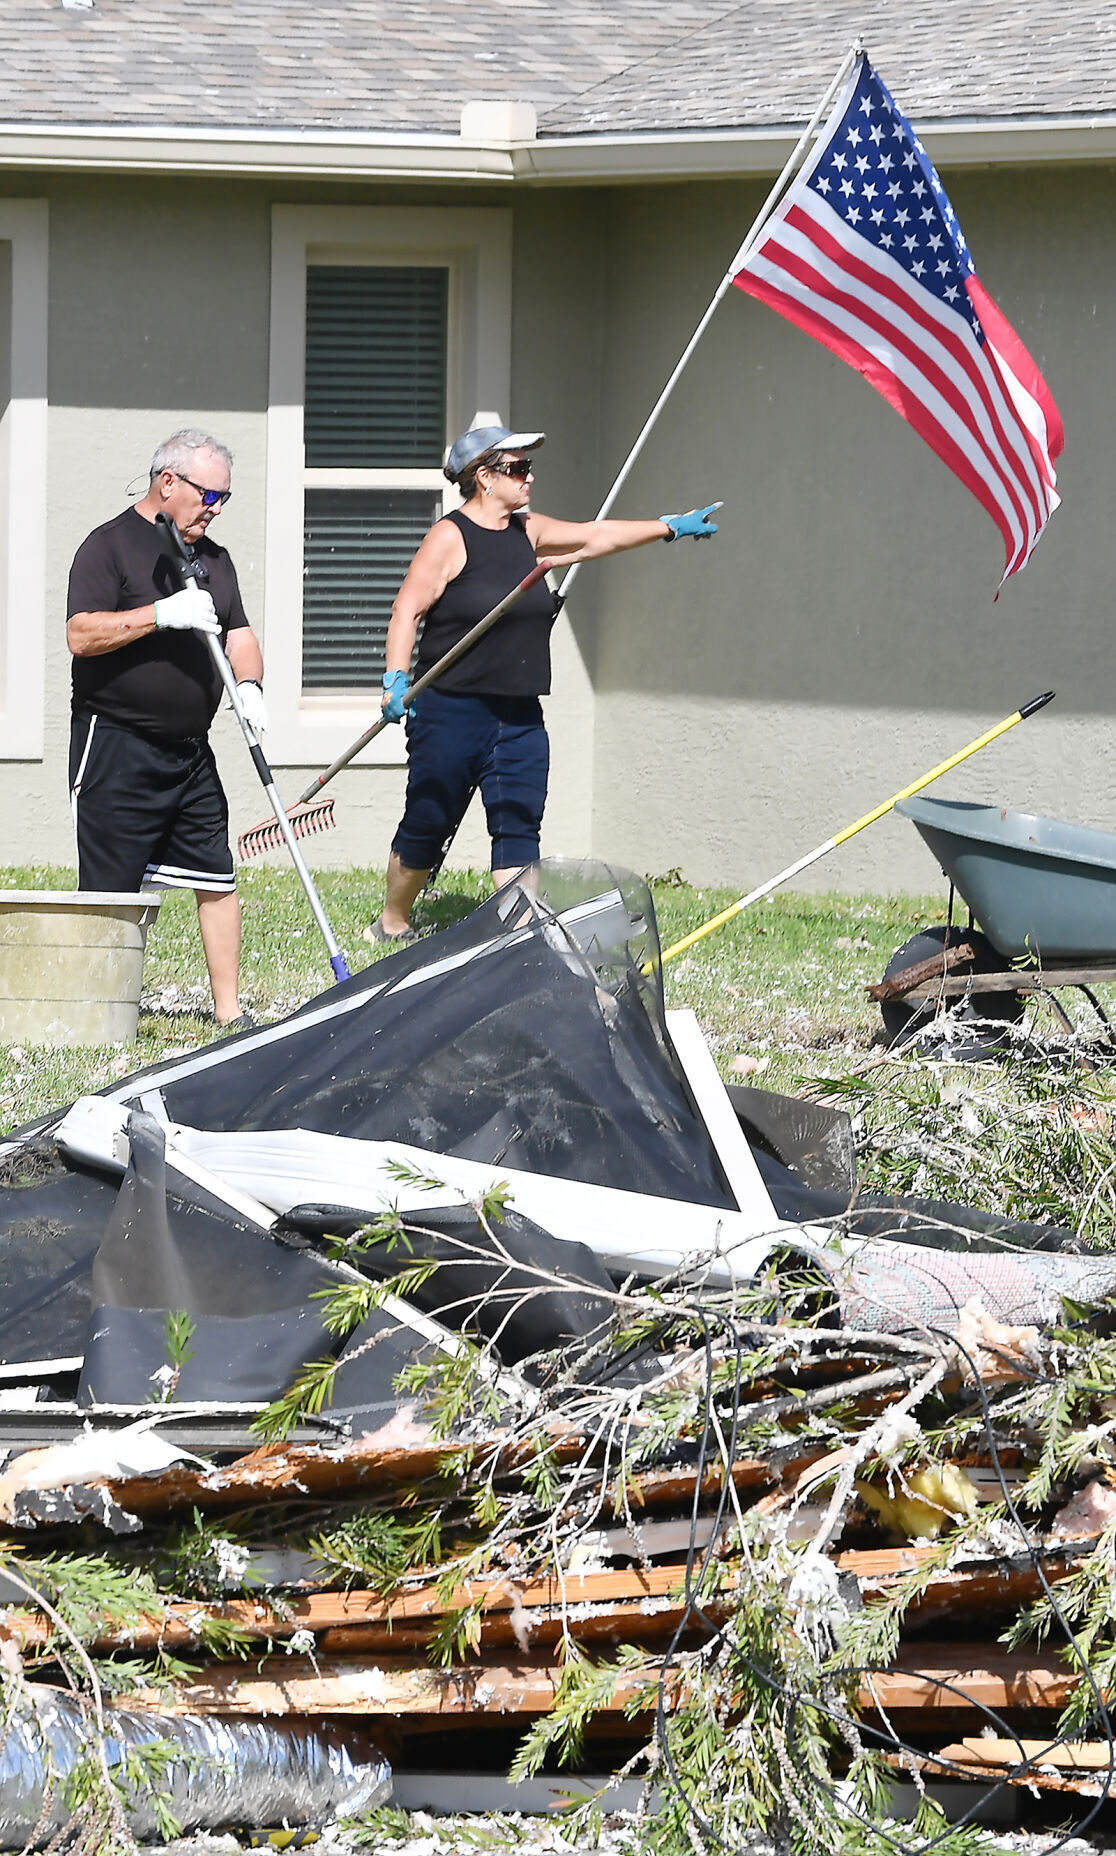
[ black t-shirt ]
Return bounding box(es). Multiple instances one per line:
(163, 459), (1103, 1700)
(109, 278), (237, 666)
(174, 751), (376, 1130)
(415, 509), (560, 697)
(67, 507), (250, 739)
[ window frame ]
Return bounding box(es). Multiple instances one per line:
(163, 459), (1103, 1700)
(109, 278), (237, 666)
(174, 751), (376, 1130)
(266, 204), (512, 767)
(0, 200), (48, 763)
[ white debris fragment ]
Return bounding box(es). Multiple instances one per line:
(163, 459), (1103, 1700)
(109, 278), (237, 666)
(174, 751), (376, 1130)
(954, 1296), (1042, 1381)
(0, 1419), (205, 1520)
(359, 1404), (434, 1450)
(506, 1582), (532, 1653)
(787, 1554), (846, 1658)
(210, 1538), (252, 1588)
(565, 1532), (610, 1576)
(355, 1666), (387, 1703)
(874, 1409), (921, 1465)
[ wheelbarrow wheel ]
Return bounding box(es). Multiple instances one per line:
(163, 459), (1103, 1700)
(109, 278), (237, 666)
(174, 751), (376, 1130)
(880, 924), (1024, 1055)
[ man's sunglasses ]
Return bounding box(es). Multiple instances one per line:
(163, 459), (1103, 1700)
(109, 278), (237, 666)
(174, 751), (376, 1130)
(175, 472), (232, 508)
(486, 457), (533, 481)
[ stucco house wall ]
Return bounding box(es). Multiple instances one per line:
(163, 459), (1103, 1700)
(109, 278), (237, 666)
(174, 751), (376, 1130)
(578, 165), (1116, 893)
(0, 156), (1109, 899)
(0, 174), (609, 877)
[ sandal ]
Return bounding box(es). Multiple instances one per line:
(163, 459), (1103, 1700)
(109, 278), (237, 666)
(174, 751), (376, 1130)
(217, 1011), (259, 1034)
(361, 918), (418, 946)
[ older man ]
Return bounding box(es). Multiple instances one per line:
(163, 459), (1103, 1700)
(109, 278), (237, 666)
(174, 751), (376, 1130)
(66, 430), (266, 1031)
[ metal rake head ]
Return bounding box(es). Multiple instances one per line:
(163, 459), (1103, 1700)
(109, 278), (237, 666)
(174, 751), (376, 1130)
(238, 797), (336, 861)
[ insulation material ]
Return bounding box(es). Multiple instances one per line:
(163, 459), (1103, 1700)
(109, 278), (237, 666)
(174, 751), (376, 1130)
(831, 1235), (1116, 1333)
(0, 1688), (390, 1841)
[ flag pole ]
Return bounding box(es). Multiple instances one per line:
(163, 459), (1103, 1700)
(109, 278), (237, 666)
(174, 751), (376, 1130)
(558, 38), (862, 600)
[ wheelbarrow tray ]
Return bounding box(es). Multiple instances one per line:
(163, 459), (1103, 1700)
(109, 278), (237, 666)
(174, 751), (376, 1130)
(895, 796), (1116, 962)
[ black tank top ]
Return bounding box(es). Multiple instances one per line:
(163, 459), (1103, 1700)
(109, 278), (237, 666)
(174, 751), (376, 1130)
(415, 509), (559, 697)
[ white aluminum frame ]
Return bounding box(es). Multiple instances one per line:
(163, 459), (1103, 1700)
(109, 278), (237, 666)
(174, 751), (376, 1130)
(266, 203), (512, 767)
(0, 200), (48, 762)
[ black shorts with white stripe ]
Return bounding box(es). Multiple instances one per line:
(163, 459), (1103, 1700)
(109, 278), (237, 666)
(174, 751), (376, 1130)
(69, 711), (235, 895)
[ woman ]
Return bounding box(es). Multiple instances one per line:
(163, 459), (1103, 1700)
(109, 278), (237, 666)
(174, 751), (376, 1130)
(367, 423), (719, 943)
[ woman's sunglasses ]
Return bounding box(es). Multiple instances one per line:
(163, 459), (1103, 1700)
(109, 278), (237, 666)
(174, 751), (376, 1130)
(486, 457), (533, 481)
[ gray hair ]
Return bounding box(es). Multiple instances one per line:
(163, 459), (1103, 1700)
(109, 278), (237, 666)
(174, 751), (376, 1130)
(150, 429), (233, 483)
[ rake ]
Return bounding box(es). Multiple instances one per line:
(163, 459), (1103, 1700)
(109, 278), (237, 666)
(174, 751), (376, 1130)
(238, 559), (556, 860)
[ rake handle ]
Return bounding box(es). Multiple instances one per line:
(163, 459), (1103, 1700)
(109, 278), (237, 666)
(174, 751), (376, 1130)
(156, 514), (351, 981)
(294, 559), (557, 807)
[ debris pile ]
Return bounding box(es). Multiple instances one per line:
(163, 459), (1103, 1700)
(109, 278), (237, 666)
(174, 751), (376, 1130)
(0, 861), (1114, 1849)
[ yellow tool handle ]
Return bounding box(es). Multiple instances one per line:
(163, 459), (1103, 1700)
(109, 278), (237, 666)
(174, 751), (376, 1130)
(832, 694), (1053, 846)
(652, 692), (1054, 971)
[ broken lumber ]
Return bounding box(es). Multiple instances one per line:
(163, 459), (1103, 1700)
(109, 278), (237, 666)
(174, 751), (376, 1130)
(113, 1643), (1087, 1725)
(867, 942), (977, 1003)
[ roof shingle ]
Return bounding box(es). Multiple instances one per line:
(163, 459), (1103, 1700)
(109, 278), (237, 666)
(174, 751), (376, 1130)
(0, 0), (1111, 137)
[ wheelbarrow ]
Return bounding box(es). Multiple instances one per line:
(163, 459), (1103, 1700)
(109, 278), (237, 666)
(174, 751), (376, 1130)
(870, 796), (1116, 1050)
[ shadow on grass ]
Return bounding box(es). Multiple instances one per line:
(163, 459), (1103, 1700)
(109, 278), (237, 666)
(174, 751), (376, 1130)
(414, 885), (491, 936)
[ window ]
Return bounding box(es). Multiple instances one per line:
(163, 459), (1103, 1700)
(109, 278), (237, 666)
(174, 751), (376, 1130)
(0, 201), (47, 762)
(302, 263), (448, 689)
(266, 206), (512, 766)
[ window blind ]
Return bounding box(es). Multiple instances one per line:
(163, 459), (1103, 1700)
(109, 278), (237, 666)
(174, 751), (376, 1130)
(305, 265), (448, 469)
(302, 489), (440, 687)
(301, 263), (449, 687)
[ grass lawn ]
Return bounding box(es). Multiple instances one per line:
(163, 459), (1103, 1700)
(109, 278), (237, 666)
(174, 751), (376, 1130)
(3, 863), (1116, 1245)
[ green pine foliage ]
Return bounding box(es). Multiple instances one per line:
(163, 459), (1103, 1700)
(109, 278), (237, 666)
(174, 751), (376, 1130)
(0, 869), (1115, 1845)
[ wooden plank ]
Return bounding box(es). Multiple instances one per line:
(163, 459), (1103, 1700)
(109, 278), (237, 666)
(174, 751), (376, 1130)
(6, 1539), (1091, 1659)
(317, 1594), (718, 1656)
(938, 1737), (1116, 1772)
(861, 1643), (1079, 1715)
(881, 1750), (1109, 1798)
(97, 1430), (811, 1521)
(120, 1654), (647, 1719)
(116, 1644), (1086, 1723)
(621, 1450), (819, 1510)
(901, 966), (1116, 999)
(1, 1561), (719, 1655)
(837, 1542), (1086, 1624)
(104, 1437), (470, 1517)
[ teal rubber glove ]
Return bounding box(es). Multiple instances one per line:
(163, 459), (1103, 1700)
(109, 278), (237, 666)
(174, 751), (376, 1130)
(381, 669), (414, 723)
(660, 502), (722, 542)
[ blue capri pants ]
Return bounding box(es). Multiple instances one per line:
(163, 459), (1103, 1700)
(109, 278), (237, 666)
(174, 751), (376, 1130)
(391, 688), (550, 874)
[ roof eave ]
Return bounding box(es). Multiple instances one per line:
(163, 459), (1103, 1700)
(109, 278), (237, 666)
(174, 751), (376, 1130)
(522, 115), (1116, 181)
(0, 114), (1112, 182)
(0, 122), (517, 182)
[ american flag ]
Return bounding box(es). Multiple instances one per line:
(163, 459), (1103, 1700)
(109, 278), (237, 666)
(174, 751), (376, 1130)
(733, 54), (1063, 584)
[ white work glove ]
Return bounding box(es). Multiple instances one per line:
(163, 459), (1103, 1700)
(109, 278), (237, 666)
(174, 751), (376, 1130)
(235, 679), (268, 736)
(154, 584), (220, 635)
